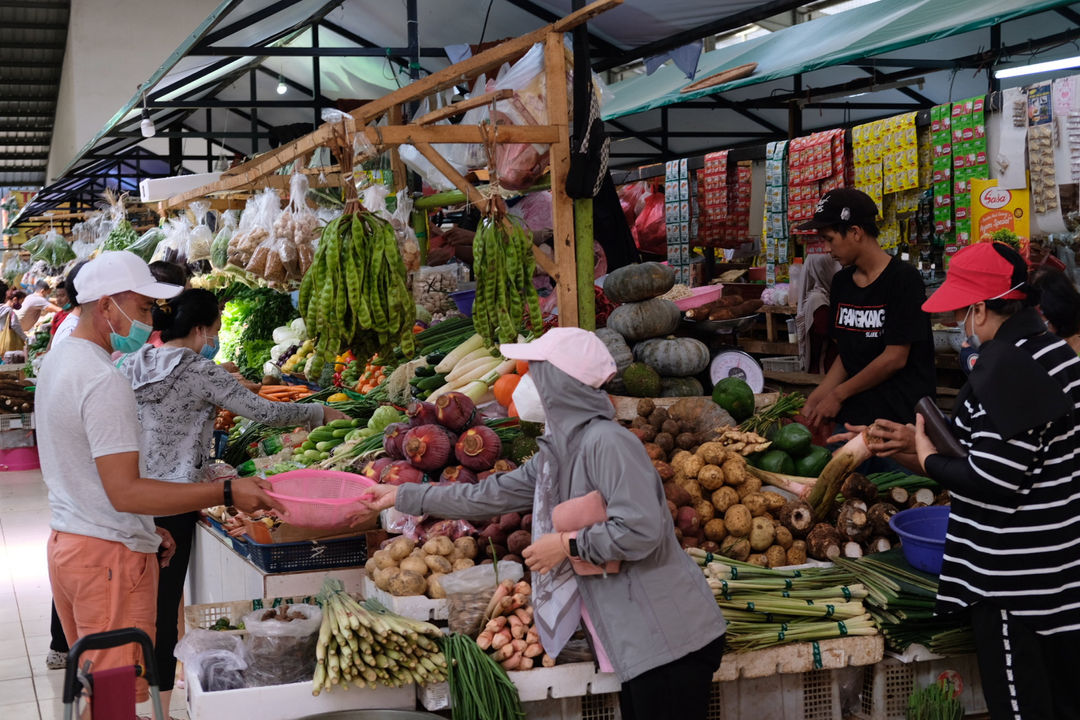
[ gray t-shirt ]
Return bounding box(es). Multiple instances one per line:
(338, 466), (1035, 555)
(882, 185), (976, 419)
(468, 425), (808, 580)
(36, 337), (159, 553)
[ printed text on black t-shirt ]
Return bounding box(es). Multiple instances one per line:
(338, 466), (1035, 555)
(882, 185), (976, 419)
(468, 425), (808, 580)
(835, 303), (886, 338)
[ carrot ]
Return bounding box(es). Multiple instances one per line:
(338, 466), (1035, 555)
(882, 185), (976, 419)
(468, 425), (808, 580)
(501, 652), (523, 670)
(523, 643), (544, 658)
(513, 581), (531, 596)
(476, 630), (494, 650)
(514, 608), (532, 625)
(491, 629), (512, 650)
(484, 580), (513, 621)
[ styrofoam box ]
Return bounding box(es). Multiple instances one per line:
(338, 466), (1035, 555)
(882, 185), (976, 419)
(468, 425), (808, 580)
(184, 665), (415, 720)
(360, 574), (449, 621)
(418, 662), (621, 711)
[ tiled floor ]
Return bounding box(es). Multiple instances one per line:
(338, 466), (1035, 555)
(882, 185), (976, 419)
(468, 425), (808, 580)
(0, 470), (188, 719)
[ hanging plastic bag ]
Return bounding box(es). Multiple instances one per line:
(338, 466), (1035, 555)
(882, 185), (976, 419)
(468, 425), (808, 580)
(210, 210), (237, 270)
(441, 561), (525, 637)
(491, 43), (551, 190)
(634, 190), (667, 256)
(187, 201), (214, 262)
(100, 190), (136, 251)
(441, 76), (491, 172)
(390, 190), (421, 272)
(241, 603), (322, 687)
(228, 188), (280, 270)
(151, 214), (192, 265)
(400, 96), (469, 192)
(27, 229), (75, 267)
(70, 215), (103, 260)
(127, 226), (165, 262)
(272, 173), (320, 280)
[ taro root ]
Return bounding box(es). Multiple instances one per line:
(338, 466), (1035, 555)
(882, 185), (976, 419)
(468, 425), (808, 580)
(779, 500), (814, 538)
(837, 500), (871, 542)
(404, 425), (456, 471)
(676, 432), (698, 451)
(436, 392), (481, 432)
(867, 536), (893, 553)
(774, 525), (794, 550)
(765, 545), (787, 569)
(722, 458), (748, 486)
(455, 425), (502, 471)
(698, 464), (725, 491)
(840, 473), (879, 505)
(749, 516), (776, 552)
(786, 540), (808, 565)
(693, 499), (715, 524)
(648, 408), (669, 430)
(440, 465), (479, 484)
(867, 502), (898, 537)
(661, 419), (681, 437)
(381, 460), (428, 486)
(806, 524), (843, 561)
(887, 487), (910, 506)
(382, 423), (410, 460)
(741, 492), (769, 518)
(654, 432), (675, 454)
(406, 400), (439, 427)
(747, 553), (768, 568)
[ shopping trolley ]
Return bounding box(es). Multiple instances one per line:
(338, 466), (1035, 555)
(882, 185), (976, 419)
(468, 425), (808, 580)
(63, 627), (165, 720)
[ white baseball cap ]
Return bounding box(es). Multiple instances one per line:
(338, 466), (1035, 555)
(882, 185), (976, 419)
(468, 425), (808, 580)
(75, 251), (183, 304)
(500, 328), (618, 389)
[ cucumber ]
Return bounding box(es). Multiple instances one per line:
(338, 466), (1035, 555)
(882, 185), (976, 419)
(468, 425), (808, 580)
(426, 352), (446, 365)
(308, 430), (335, 443)
(319, 452), (331, 461)
(328, 418), (355, 429)
(414, 365), (435, 377)
(316, 439), (343, 452)
(332, 428), (351, 439)
(300, 440), (315, 452)
(416, 374), (447, 391)
(302, 450), (322, 463)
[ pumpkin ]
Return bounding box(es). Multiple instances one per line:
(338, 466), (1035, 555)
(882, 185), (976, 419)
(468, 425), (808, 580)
(606, 298), (681, 342)
(603, 262), (676, 303)
(595, 328), (634, 374)
(634, 336), (711, 377)
(660, 377), (705, 397)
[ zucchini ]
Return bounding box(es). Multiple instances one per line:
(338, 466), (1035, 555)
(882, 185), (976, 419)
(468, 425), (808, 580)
(415, 374), (448, 391)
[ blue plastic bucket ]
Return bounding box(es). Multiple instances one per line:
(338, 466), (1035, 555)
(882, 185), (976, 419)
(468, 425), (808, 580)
(890, 505), (950, 575)
(450, 289), (476, 317)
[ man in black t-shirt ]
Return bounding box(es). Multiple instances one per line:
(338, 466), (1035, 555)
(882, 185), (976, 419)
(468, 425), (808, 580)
(799, 189), (935, 432)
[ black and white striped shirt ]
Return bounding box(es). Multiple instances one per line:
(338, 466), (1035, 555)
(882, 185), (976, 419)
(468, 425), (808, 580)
(926, 308), (1080, 635)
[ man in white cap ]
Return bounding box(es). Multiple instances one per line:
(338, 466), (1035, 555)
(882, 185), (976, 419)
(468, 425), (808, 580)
(357, 327), (726, 720)
(36, 251), (280, 702)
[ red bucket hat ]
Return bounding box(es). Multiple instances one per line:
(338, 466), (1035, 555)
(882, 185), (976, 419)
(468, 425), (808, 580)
(922, 243), (1027, 313)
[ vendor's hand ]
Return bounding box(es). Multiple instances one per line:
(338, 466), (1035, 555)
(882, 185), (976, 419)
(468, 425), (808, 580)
(914, 414), (939, 472)
(805, 390), (843, 427)
(444, 226), (476, 247)
(522, 533), (568, 575)
(426, 246), (455, 266)
(221, 362), (240, 373)
(321, 406), (351, 423)
(867, 419), (916, 457)
(231, 477), (284, 514)
(826, 423), (867, 446)
(357, 484), (398, 515)
(155, 527), (177, 568)
(231, 372), (261, 392)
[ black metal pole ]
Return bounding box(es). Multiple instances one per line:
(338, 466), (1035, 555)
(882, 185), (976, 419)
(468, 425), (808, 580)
(249, 69), (259, 156)
(312, 23), (322, 130)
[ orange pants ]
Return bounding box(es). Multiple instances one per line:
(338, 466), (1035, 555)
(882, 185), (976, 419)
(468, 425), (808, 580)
(48, 531), (159, 702)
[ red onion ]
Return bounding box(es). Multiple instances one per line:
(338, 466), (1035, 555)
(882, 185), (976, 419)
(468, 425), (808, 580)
(493, 458), (517, 473)
(382, 423), (410, 460)
(406, 401), (439, 427)
(403, 424), (455, 472)
(435, 392), (479, 432)
(360, 457), (393, 481)
(455, 425), (502, 471)
(477, 470), (496, 482)
(380, 460), (429, 486)
(439, 465), (479, 484)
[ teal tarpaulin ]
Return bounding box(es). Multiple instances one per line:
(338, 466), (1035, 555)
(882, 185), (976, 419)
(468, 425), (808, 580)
(602, 0), (1075, 120)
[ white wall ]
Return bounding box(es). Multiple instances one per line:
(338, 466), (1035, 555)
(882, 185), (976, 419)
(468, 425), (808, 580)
(47, 0), (222, 182)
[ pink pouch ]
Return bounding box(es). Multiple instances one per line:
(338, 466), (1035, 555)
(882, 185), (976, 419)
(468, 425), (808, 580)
(552, 491), (621, 576)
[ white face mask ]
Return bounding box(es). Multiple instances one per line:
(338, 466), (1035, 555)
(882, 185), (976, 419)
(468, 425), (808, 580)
(511, 373), (546, 423)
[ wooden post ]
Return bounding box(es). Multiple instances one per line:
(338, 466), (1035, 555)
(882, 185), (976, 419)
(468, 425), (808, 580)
(544, 32), (577, 328)
(387, 104), (408, 193)
(574, 198), (595, 330)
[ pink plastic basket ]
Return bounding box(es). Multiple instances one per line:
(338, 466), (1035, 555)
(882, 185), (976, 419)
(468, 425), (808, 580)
(265, 469), (377, 529)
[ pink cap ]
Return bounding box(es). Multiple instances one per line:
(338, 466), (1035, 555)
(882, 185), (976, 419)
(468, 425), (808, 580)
(500, 328), (617, 389)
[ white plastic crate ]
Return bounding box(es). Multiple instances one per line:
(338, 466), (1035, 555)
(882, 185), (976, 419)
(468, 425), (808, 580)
(708, 670), (842, 720)
(0, 413), (33, 431)
(360, 574), (449, 621)
(853, 655), (986, 720)
(184, 664), (415, 720)
(760, 355), (802, 373)
(419, 662), (621, 712)
(524, 693), (622, 720)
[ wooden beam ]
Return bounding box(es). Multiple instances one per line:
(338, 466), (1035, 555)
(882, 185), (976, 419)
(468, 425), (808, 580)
(161, 0), (621, 207)
(413, 89), (513, 126)
(412, 142), (487, 209)
(388, 105), (407, 193)
(545, 33), (577, 328)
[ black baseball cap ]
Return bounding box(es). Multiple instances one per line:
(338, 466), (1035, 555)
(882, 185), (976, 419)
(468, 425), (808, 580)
(795, 188), (880, 232)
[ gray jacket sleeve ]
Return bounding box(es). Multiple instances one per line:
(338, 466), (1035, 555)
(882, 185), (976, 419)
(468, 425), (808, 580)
(576, 427), (669, 565)
(396, 462), (537, 520)
(195, 361), (324, 428)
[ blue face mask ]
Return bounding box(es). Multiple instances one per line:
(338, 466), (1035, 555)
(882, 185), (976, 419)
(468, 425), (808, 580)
(107, 302), (152, 354)
(199, 330), (220, 360)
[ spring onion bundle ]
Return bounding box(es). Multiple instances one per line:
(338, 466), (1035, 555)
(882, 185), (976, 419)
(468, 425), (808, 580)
(738, 392), (805, 435)
(312, 579), (447, 695)
(834, 550), (974, 655)
(907, 679), (964, 720)
(440, 632), (525, 720)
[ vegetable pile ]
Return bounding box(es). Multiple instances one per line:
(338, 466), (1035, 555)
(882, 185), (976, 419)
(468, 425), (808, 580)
(0, 377), (33, 414)
(476, 579), (553, 671)
(441, 633), (526, 720)
(298, 211), (416, 372)
(217, 283), (300, 382)
(366, 535), (478, 599)
(472, 215), (542, 345)
(313, 578), (447, 694)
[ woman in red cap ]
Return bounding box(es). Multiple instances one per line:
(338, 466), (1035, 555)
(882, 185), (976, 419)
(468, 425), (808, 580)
(910, 241), (1080, 719)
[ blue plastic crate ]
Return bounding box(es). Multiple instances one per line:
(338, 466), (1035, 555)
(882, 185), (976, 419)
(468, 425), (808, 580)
(200, 515), (249, 558)
(238, 533), (369, 574)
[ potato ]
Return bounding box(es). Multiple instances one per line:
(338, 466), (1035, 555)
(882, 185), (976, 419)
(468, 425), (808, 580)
(704, 518), (727, 542)
(697, 442), (727, 466)
(698, 464), (725, 491)
(694, 499), (715, 524)
(679, 478), (703, 501)
(724, 504), (752, 537)
(454, 536), (478, 560)
(719, 536), (750, 561)
(378, 567), (401, 591)
(762, 491), (787, 512)
(387, 569), (427, 596)
(427, 573), (447, 599)
(741, 492), (769, 518)
(433, 535), (455, 556)
(711, 486), (740, 513)
(736, 475), (763, 499)
(365, 557), (378, 575)
(425, 554), (453, 574)
(747, 553), (769, 567)
(372, 567), (390, 591)
(775, 526), (794, 550)
(399, 556), (430, 577)
(452, 558), (475, 572)
(722, 458), (746, 486)
(669, 450), (693, 476)
(387, 536), (416, 562)
(765, 545), (788, 569)
(749, 516), (776, 552)
(682, 453), (705, 478)
(787, 540), (808, 566)
(373, 550), (398, 570)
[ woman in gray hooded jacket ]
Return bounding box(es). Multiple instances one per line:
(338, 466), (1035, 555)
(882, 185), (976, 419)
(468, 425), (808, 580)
(119, 289), (347, 710)
(360, 328), (726, 720)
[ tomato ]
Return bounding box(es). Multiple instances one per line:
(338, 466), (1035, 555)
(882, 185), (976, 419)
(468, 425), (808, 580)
(493, 374), (521, 407)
